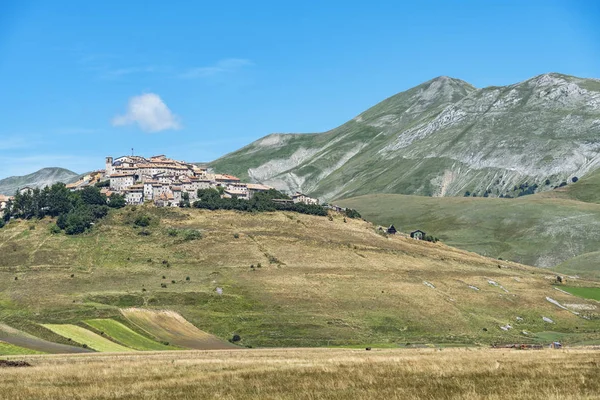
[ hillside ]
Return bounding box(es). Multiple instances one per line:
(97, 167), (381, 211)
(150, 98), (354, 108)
(211, 73), (600, 201)
(337, 171), (600, 275)
(1, 207), (599, 349)
(0, 168), (79, 195)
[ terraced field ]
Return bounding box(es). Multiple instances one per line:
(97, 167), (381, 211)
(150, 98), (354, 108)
(84, 319), (175, 351)
(121, 309), (236, 350)
(0, 324), (91, 354)
(42, 324), (134, 353)
(0, 341), (42, 356)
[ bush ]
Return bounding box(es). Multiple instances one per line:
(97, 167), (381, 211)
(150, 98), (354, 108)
(167, 229), (179, 237)
(572, 176), (579, 183)
(464, 191), (471, 197)
(134, 215), (151, 227)
(0, 219), (4, 229)
(182, 229), (202, 241)
(231, 334), (241, 342)
(545, 179), (551, 185)
(138, 230), (151, 236)
(233, 233), (240, 239)
(49, 224), (61, 234)
(559, 181), (568, 187)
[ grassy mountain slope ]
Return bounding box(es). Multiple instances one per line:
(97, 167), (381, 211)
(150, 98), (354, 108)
(0, 207), (599, 347)
(338, 169), (600, 276)
(0, 168), (79, 195)
(338, 194), (600, 269)
(211, 73), (600, 201)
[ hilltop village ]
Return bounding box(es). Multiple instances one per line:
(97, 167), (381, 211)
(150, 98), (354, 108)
(66, 154), (320, 207)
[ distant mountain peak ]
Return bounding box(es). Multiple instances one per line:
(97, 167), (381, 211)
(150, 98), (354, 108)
(0, 168), (79, 195)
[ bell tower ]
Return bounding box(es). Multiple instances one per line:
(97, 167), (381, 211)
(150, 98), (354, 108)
(105, 156), (114, 176)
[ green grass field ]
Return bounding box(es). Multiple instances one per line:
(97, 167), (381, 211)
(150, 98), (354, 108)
(559, 287), (600, 301)
(42, 324), (134, 352)
(338, 193), (600, 272)
(0, 341), (44, 356)
(84, 319), (174, 351)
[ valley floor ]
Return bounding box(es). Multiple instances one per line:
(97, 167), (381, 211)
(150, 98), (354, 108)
(1, 347), (600, 399)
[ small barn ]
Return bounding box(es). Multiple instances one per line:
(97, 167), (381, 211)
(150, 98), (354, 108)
(410, 230), (426, 240)
(386, 225), (397, 235)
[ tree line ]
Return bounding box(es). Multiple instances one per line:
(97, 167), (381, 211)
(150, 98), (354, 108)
(191, 188), (329, 216)
(1, 183), (125, 234)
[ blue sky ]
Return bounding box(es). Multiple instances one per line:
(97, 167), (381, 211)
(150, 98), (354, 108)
(1, 0), (599, 177)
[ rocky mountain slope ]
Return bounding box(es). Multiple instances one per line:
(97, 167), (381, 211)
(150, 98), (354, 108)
(211, 73), (600, 201)
(0, 168), (79, 195)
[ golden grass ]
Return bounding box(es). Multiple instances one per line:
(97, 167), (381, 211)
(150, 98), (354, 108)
(1, 348), (600, 399)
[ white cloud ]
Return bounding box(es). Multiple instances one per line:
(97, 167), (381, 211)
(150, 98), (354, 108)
(112, 93), (181, 133)
(179, 58), (253, 79)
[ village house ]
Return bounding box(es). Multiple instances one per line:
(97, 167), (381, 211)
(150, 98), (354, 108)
(410, 230), (426, 240)
(0, 194), (13, 215)
(292, 192), (319, 205)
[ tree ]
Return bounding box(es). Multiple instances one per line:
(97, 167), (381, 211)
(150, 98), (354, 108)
(108, 193), (126, 208)
(572, 176), (579, 183)
(80, 186), (107, 206)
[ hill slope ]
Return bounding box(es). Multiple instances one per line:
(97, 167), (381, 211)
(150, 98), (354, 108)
(211, 73), (600, 200)
(0, 168), (79, 195)
(0, 207), (598, 347)
(337, 170), (600, 275)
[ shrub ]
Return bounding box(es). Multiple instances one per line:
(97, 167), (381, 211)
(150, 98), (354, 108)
(257, 263), (262, 268)
(464, 191), (471, 197)
(0, 219), (4, 229)
(559, 181), (567, 187)
(572, 176), (579, 183)
(545, 179), (551, 185)
(49, 224), (61, 234)
(138, 230), (151, 236)
(233, 233), (240, 239)
(160, 283), (167, 288)
(171, 280), (176, 284)
(182, 229), (202, 241)
(167, 229), (179, 237)
(231, 334), (241, 342)
(186, 276), (190, 281)
(134, 215), (151, 227)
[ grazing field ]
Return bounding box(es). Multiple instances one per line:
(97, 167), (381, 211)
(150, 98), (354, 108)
(121, 308), (235, 350)
(1, 348), (600, 399)
(338, 192), (600, 271)
(559, 287), (600, 301)
(84, 319), (175, 351)
(0, 341), (42, 356)
(1, 207), (600, 348)
(42, 324), (133, 352)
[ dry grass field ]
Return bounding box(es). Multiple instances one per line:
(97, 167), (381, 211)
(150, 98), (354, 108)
(1, 206), (599, 349)
(1, 348), (600, 399)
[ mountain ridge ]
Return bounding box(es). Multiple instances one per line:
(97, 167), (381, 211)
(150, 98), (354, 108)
(210, 72), (600, 201)
(0, 167), (79, 195)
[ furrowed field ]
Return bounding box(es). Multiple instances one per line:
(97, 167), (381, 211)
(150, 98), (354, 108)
(2, 348), (600, 399)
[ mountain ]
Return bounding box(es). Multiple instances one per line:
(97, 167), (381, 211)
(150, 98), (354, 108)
(1, 207), (598, 348)
(0, 168), (79, 195)
(211, 73), (600, 201)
